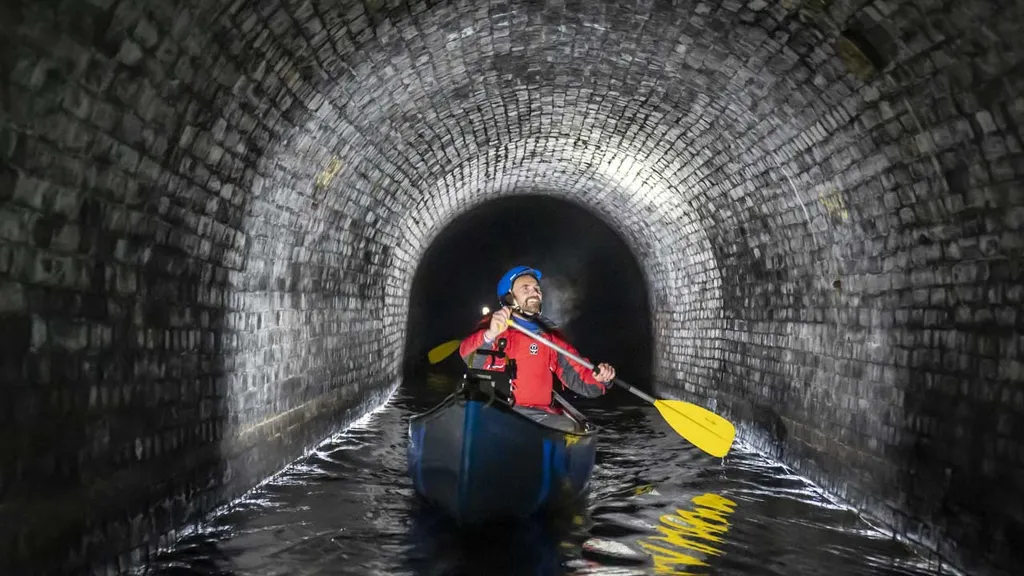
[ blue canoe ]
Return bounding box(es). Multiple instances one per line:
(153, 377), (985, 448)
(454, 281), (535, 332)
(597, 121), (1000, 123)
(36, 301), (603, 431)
(407, 375), (598, 525)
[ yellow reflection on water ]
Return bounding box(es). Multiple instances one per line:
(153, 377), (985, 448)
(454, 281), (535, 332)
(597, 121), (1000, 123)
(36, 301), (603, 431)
(425, 372), (457, 393)
(637, 492), (737, 574)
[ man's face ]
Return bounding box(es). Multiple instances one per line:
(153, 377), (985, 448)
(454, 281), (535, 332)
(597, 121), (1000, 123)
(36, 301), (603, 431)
(511, 275), (542, 314)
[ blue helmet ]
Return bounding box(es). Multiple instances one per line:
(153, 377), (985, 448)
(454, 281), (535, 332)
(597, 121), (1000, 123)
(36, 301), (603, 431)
(497, 265), (543, 300)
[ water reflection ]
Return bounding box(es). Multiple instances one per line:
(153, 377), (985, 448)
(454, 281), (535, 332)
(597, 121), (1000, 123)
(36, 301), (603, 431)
(635, 493), (736, 574)
(140, 375), (958, 576)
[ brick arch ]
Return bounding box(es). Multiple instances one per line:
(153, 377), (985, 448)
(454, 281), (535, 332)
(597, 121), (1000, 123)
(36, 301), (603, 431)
(384, 138), (723, 399)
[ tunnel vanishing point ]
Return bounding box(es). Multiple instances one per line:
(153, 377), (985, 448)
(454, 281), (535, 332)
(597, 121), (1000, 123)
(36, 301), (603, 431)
(0, 0), (1021, 574)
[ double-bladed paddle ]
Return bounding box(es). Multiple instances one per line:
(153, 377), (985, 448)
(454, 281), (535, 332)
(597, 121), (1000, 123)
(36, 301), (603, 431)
(427, 340), (462, 365)
(425, 323), (737, 458)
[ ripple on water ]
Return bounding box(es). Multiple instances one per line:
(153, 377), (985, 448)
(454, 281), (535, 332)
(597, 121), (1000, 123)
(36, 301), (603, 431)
(140, 382), (958, 576)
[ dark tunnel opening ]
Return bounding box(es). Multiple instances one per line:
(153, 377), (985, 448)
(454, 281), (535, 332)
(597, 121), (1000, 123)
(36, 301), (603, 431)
(402, 195), (654, 399)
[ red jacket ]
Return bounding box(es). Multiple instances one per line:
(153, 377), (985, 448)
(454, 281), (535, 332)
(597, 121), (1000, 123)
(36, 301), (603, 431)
(459, 314), (607, 410)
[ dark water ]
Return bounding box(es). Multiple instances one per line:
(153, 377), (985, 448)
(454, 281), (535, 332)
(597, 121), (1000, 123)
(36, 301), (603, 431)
(139, 376), (959, 576)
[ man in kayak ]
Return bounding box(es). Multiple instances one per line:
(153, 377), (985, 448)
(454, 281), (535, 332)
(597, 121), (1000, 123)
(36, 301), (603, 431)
(459, 265), (616, 430)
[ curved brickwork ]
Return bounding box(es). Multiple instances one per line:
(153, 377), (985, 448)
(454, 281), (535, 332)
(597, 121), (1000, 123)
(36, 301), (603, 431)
(0, 0), (1021, 574)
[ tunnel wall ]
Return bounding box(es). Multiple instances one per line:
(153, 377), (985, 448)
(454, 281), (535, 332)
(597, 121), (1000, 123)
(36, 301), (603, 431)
(1, 0), (1022, 575)
(689, 5), (1024, 575)
(0, 0), (397, 573)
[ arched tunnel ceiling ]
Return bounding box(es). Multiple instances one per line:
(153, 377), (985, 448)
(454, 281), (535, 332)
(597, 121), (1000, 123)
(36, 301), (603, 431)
(252, 0), (882, 381)
(2, 0), (1023, 574)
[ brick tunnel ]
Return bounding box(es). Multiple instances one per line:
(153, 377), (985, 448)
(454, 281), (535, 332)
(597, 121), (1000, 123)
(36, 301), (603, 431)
(1, 0), (1022, 575)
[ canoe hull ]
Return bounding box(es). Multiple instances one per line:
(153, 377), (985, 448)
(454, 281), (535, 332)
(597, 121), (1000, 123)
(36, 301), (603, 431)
(407, 395), (598, 525)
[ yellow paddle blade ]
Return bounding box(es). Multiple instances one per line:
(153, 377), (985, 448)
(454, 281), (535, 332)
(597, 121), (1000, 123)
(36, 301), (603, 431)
(653, 399), (736, 458)
(427, 340), (461, 364)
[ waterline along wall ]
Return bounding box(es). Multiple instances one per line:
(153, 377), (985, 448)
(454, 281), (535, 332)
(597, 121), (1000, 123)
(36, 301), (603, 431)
(0, 0), (1021, 575)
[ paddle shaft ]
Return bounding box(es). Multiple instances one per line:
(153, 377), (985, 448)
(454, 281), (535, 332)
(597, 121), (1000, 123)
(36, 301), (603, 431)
(504, 320), (657, 405)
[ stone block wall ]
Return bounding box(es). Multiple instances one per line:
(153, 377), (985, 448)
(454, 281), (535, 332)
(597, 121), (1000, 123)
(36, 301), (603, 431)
(1, 0), (397, 573)
(1, 0), (1021, 575)
(688, 3), (1024, 574)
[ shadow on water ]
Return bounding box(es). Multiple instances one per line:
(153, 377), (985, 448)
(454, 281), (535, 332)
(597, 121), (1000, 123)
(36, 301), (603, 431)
(139, 373), (959, 576)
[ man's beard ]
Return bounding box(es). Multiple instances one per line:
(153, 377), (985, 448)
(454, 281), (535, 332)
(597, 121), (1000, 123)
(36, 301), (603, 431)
(521, 297), (542, 314)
